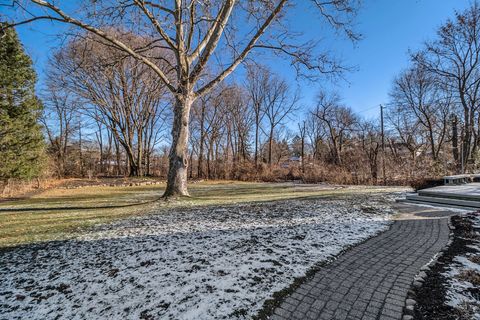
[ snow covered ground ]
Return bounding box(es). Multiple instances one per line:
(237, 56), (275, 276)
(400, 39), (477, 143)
(444, 214), (480, 319)
(0, 193), (397, 319)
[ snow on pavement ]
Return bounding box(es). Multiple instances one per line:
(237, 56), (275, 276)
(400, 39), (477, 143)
(0, 193), (397, 319)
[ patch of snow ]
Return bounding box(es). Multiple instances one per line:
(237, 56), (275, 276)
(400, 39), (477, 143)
(0, 194), (395, 319)
(404, 202), (473, 214)
(454, 256), (480, 273)
(443, 215), (480, 319)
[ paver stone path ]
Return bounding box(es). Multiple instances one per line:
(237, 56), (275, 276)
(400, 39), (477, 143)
(270, 204), (454, 320)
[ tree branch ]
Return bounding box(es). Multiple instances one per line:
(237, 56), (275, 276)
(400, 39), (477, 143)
(22, 0), (176, 93)
(195, 0), (288, 98)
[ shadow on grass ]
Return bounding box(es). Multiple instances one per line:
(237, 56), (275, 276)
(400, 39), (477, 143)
(0, 198), (161, 213)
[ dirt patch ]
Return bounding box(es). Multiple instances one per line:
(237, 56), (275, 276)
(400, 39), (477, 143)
(413, 214), (480, 320)
(457, 269), (480, 286)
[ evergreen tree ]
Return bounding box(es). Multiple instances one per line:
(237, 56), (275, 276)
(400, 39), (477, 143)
(0, 23), (44, 189)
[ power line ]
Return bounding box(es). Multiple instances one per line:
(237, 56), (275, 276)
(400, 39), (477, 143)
(356, 104), (381, 115)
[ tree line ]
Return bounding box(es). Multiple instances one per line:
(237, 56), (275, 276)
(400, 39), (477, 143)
(3, 0), (360, 197)
(3, 2), (480, 194)
(388, 3), (480, 180)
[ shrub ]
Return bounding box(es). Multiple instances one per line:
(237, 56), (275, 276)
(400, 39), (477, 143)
(409, 178), (444, 191)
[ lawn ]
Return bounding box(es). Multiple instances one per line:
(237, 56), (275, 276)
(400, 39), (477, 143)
(0, 181), (406, 319)
(0, 180), (407, 247)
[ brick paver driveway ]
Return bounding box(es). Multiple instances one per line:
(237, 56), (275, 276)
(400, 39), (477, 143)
(270, 204), (455, 320)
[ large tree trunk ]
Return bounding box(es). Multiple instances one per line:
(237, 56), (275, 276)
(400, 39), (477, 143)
(427, 123), (437, 161)
(189, 148), (194, 179)
(370, 153), (378, 183)
(129, 163), (139, 177)
(268, 128), (273, 166)
(225, 127), (231, 179)
(127, 150), (139, 177)
(300, 135), (305, 173)
(452, 114), (460, 173)
(197, 104), (206, 179)
(114, 139), (121, 176)
(254, 113), (260, 168)
(121, 143), (139, 177)
(207, 138), (214, 179)
(163, 95), (193, 198)
(137, 130), (144, 177)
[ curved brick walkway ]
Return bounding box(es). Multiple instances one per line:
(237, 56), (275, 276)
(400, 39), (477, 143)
(270, 204), (454, 320)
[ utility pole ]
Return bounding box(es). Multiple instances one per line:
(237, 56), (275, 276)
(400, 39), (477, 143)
(380, 105), (386, 186)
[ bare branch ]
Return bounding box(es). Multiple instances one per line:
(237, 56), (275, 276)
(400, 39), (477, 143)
(195, 0), (288, 98)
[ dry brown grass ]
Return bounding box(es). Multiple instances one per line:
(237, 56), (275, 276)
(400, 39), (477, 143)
(0, 178), (68, 199)
(457, 269), (480, 286)
(468, 255), (480, 264)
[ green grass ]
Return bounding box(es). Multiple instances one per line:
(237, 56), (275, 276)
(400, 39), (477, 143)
(0, 181), (406, 248)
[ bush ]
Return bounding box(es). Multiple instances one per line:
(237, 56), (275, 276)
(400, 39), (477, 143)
(231, 161), (257, 181)
(409, 178), (444, 191)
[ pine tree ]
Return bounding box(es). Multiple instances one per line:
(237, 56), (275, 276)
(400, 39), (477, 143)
(0, 23), (44, 190)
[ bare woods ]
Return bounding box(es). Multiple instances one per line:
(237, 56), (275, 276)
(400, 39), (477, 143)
(4, 2), (480, 191)
(4, 0), (361, 196)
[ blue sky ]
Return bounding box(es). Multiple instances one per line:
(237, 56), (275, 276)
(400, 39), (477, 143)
(275, 0), (471, 120)
(8, 0), (471, 121)
(334, 0), (470, 119)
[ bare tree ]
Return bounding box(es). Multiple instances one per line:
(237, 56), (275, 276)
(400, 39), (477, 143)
(297, 120), (306, 172)
(192, 95), (208, 179)
(48, 32), (171, 176)
(223, 85), (251, 164)
(305, 112), (326, 164)
(246, 64), (269, 168)
(201, 88), (225, 179)
(191, 84), (228, 179)
(4, 0), (360, 197)
(390, 64), (450, 161)
(261, 74), (299, 165)
(270, 132), (292, 165)
(386, 104), (424, 179)
(312, 92), (357, 165)
(358, 120), (380, 183)
(413, 2), (480, 171)
(40, 87), (79, 177)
